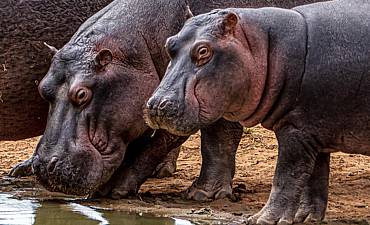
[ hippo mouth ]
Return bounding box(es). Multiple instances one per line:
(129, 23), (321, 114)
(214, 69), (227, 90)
(33, 117), (126, 196)
(33, 153), (104, 196)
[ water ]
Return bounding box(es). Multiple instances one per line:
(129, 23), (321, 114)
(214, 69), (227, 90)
(0, 193), (194, 225)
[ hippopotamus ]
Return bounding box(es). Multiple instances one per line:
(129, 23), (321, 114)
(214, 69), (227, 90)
(1, 0), (112, 175)
(145, 0), (370, 223)
(31, 0), (325, 199)
(2, 0), (179, 179)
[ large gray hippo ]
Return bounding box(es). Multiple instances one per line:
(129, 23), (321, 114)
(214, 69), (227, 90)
(1, 0), (179, 179)
(31, 0), (324, 200)
(145, 0), (370, 223)
(0, 0), (112, 175)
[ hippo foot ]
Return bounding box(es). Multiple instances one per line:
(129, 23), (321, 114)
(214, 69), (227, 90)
(294, 203), (325, 223)
(247, 197), (325, 225)
(247, 203), (326, 225)
(109, 187), (137, 199)
(294, 153), (329, 223)
(184, 178), (234, 201)
(152, 161), (176, 178)
(293, 191), (327, 223)
(247, 206), (294, 225)
(92, 167), (139, 199)
(152, 146), (179, 178)
(109, 168), (139, 199)
(9, 157), (34, 177)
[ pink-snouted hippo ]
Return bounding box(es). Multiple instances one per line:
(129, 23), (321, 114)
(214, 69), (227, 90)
(146, 0), (370, 223)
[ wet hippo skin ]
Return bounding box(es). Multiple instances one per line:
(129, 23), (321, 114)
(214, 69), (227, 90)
(146, 0), (370, 223)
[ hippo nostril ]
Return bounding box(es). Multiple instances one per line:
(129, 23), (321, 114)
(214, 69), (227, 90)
(47, 157), (58, 173)
(146, 98), (156, 110)
(159, 99), (170, 110)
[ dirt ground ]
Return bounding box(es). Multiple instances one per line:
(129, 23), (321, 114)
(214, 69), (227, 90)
(0, 125), (369, 224)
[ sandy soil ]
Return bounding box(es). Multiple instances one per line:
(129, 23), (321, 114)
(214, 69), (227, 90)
(0, 126), (369, 224)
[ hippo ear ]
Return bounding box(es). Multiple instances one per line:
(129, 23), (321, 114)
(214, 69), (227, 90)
(43, 42), (59, 55)
(221, 12), (239, 35)
(185, 5), (194, 19)
(95, 49), (113, 69)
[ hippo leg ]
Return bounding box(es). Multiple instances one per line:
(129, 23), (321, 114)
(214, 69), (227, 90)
(152, 146), (180, 178)
(185, 118), (243, 201)
(9, 156), (34, 177)
(294, 153), (330, 223)
(248, 125), (318, 225)
(95, 130), (188, 199)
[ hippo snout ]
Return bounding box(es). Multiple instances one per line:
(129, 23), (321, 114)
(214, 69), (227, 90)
(146, 96), (180, 119)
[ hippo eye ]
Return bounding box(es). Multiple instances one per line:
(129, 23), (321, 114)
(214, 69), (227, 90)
(77, 89), (86, 100)
(70, 87), (92, 106)
(195, 44), (212, 66)
(198, 47), (209, 57)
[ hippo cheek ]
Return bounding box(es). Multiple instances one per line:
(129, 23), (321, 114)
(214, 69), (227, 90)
(193, 79), (226, 126)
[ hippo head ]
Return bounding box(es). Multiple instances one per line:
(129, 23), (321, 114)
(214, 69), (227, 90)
(145, 10), (266, 136)
(33, 37), (159, 195)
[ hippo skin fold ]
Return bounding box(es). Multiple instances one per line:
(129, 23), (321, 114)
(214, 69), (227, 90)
(27, 0), (324, 199)
(2, 0), (180, 181)
(1, 0), (113, 175)
(145, 0), (370, 223)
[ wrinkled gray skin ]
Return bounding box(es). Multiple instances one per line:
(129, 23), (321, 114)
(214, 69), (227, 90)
(3, 0), (178, 179)
(146, 0), (370, 223)
(1, 0), (115, 176)
(32, 0), (323, 199)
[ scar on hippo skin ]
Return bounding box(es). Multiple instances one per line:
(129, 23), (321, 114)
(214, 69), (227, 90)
(146, 0), (370, 223)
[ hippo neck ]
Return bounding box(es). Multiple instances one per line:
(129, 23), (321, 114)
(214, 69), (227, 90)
(235, 8), (308, 130)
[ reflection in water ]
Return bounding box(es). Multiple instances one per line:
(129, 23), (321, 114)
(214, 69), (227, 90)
(0, 193), (194, 225)
(0, 193), (39, 225)
(173, 218), (194, 225)
(68, 203), (109, 225)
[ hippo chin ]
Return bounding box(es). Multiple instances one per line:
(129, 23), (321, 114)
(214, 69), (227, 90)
(32, 0), (325, 198)
(146, 0), (370, 223)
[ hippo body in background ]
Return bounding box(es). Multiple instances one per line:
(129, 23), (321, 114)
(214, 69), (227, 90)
(32, 0), (325, 199)
(146, 0), (370, 223)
